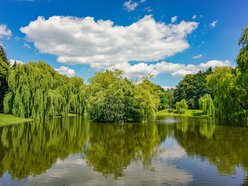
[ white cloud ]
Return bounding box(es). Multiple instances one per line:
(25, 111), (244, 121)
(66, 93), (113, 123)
(109, 59), (231, 80)
(9, 59), (23, 66)
(198, 59), (231, 69)
(192, 15), (197, 19)
(210, 20), (218, 28)
(123, 0), (147, 12)
(55, 66), (76, 77)
(0, 24), (12, 39)
(123, 0), (138, 12)
(172, 60), (231, 77)
(21, 15), (198, 70)
(109, 61), (184, 80)
(192, 54), (202, 59)
(163, 86), (176, 90)
(171, 16), (178, 23)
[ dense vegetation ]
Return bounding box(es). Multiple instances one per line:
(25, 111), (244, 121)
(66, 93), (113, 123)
(173, 68), (212, 109)
(172, 28), (248, 121)
(0, 53), (163, 122)
(3, 62), (85, 119)
(0, 46), (10, 113)
(205, 28), (248, 120)
(86, 71), (161, 122)
(0, 28), (247, 122)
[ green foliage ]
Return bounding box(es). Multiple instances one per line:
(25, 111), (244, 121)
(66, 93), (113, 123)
(237, 27), (248, 72)
(135, 79), (160, 121)
(0, 45), (10, 113)
(4, 62), (85, 119)
(87, 71), (160, 122)
(199, 94), (215, 117)
(207, 67), (245, 120)
(173, 68), (212, 109)
(236, 27), (248, 116)
(175, 99), (188, 114)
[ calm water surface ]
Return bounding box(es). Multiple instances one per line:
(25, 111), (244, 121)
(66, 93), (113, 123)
(0, 116), (247, 186)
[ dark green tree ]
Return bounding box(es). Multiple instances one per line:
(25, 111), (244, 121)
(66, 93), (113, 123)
(0, 45), (10, 112)
(173, 68), (212, 109)
(236, 27), (248, 114)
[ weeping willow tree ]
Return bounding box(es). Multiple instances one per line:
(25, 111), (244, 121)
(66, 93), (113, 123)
(4, 62), (85, 119)
(199, 94), (215, 117)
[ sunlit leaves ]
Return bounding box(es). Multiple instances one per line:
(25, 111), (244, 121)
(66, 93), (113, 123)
(4, 62), (85, 119)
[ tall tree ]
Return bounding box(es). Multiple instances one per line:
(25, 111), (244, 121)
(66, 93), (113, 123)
(173, 68), (212, 109)
(236, 27), (248, 113)
(206, 67), (241, 120)
(4, 62), (85, 119)
(0, 45), (10, 112)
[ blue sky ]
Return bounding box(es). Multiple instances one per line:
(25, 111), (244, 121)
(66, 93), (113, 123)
(0, 0), (247, 87)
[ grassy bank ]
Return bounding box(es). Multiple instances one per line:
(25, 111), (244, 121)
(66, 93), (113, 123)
(157, 109), (208, 118)
(0, 114), (33, 126)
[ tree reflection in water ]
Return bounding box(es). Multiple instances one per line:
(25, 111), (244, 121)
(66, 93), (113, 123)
(0, 116), (247, 185)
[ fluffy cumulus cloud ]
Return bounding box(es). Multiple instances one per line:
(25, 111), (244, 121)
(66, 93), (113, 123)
(20, 15), (198, 69)
(55, 66), (76, 77)
(109, 61), (184, 80)
(0, 24), (12, 39)
(171, 60), (231, 77)
(109, 59), (231, 79)
(20, 16), (232, 80)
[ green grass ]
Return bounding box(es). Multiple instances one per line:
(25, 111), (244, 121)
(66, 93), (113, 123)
(0, 114), (32, 126)
(157, 109), (208, 118)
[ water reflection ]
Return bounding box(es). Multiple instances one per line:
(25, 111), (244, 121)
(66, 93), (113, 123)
(0, 116), (89, 179)
(84, 123), (169, 178)
(0, 116), (247, 185)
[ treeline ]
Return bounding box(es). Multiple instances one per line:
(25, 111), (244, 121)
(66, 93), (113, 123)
(173, 28), (248, 121)
(3, 62), (85, 119)
(0, 50), (169, 122)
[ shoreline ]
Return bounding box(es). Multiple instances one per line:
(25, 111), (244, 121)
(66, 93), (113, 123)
(157, 109), (208, 118)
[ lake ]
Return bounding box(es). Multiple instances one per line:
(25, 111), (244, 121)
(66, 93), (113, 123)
(0, 116), (247, 186)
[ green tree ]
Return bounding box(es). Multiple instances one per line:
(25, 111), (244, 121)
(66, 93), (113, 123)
(199, 94), (215, 116)
(87, 71), (160, 122)
(4, 62), (85, 119)
(175, 99), (188, 114)
(236, 27), (248, 116)
(206, 67), (242, 120)
(0, 45), (10, 112)
(173, 68), (212, 109)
